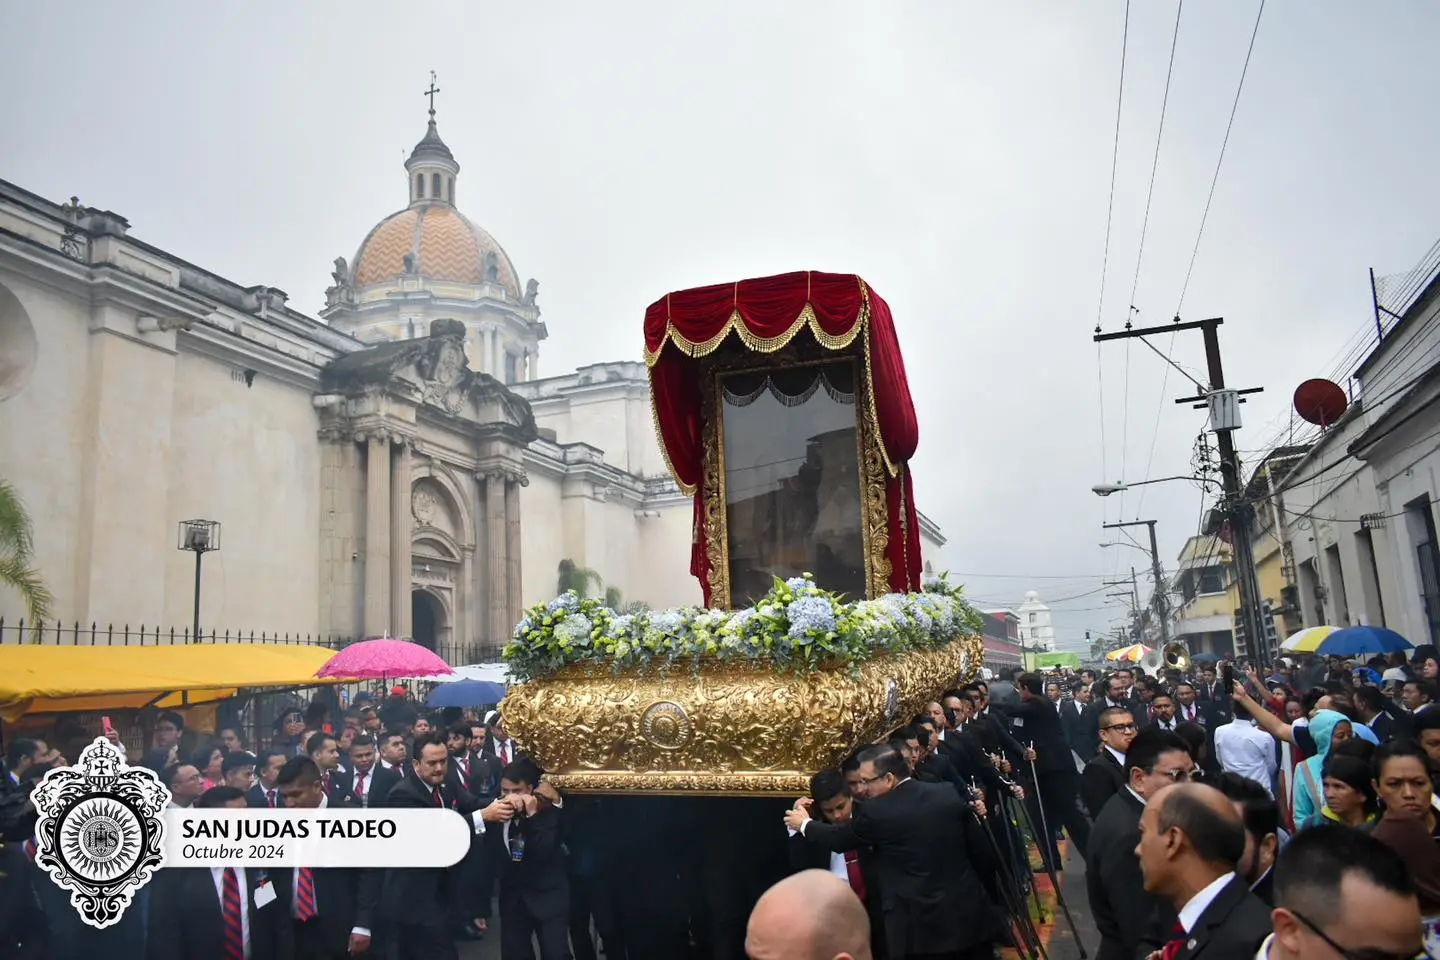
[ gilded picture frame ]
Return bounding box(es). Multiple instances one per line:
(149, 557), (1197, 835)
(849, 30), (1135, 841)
(700, 341), (892, 610)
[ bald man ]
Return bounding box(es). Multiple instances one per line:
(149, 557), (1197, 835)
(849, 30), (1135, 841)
(1135, 783), (1272, 960)
(745, 869), (872, 960)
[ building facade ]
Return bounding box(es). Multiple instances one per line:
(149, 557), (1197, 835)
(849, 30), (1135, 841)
(0, 107), (949, 658)
(1170, 534), (1236, 657)
(1276, 257), (1440, 647)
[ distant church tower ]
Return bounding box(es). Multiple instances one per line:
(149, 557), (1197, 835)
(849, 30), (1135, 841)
(321, 74), (545, 385)
(1017, 590), (1055, 653)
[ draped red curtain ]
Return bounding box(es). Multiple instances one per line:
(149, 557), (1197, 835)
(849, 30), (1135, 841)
(644, 271), (921, 604)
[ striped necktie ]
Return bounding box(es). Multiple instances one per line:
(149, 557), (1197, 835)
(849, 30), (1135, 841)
(295, 867), (317, 921)
(222, 867), (244, 960)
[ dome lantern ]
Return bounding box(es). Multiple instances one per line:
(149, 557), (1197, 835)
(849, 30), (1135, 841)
(406, 72), (459, 207)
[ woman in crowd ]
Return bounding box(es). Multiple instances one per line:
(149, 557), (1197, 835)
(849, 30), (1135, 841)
(1319, 754), (1377, 828)
(1292, 709), (1352, 829)
(191, 743), (225, 791)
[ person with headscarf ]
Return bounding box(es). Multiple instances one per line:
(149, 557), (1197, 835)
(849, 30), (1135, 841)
(1293, 709), (1353, 829)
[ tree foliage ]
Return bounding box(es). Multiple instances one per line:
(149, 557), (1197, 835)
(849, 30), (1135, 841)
(0, 478), (52, 624)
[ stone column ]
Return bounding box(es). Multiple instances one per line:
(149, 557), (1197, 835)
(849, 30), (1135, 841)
(486, 472), (510, 653)
(505, 474), (524, 631)
(485, 327), (498, 378)
(459, 549), (474, 659)
(528, 347), (538, 381)
(363, 434), (392, 638)
(390, 439), (412, 640)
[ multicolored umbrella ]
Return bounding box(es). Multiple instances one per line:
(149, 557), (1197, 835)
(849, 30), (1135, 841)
(315, 638), (454, 681)
(1105, 643), (1151, 663)
(1280, 625), (1339, 653)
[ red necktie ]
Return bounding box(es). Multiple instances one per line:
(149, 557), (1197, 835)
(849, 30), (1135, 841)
(222, 867), (244, 960)
(355, 771), (367, 803)
(321, 772), (331, 795)
(266, 789), (277, 808)
(433, 787), (445, 808)
(459, 756), (469, 779)
(295, 867), (317, 921)
(1161, 920), (1186, 960)
(843, 850), (866, 902)
(500, 742), (509, 765)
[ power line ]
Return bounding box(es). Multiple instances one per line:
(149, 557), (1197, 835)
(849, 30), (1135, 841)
(1174, 0), (1267, 315)
(1126, 0), (1185, 318)
(1093, 0), (1132, 335)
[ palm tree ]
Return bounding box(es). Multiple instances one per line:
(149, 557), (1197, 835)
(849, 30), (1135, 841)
(556, 558), (603, 598)
(0, 478), (52, 623)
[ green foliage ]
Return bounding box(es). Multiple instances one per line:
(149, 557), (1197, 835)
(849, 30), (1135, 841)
(0, 478), (52, 624)
(555, 558), (603, 598)
(503, 571), (982, 683)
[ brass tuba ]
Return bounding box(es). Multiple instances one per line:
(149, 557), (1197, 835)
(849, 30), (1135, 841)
(1163, 641), (1191, 673)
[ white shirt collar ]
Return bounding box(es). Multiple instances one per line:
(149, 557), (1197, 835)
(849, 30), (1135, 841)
(1103, 745), (1125, 765)
(318, 793), (329, 809)
(1178, 872), (1235, 933)
(1253, 932), (1274, 960)
(1125, 785), (1146, 806)
(1249, 866), (1272, 892)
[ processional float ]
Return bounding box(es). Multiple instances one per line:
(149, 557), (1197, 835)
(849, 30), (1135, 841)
(501, 271), (984, 795)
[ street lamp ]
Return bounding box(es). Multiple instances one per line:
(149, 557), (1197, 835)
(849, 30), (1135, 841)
(177, 519), (220, 643)
(1092, 476), (1223, 497)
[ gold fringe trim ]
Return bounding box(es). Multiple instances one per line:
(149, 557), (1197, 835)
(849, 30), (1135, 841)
(644, 276), (902, 489)
(647, 366), (698, 497)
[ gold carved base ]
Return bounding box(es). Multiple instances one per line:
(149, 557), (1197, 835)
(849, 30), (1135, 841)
(500, 634), (983, 796)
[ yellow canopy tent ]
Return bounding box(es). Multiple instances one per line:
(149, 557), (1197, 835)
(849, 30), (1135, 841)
(0, 644), (347, 722)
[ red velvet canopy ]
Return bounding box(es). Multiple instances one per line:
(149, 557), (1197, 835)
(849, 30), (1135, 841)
(643, 271), (921, 604)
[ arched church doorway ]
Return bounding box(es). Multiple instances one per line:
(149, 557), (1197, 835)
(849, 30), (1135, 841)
(411, 590), (443, 651)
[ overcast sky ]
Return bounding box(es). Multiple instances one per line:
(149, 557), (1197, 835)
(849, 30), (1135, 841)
(3, 2), (1439, 650)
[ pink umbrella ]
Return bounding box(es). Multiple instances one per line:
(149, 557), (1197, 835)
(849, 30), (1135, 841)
(315, 638), (454, 681)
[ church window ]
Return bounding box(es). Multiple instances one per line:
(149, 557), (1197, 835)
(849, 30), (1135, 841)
(485, 252), (499, 282)
(415, 174), (424, 199)
(447, 177), (454, 203)
(432, 173), (442, 199)
(504, 352), (518, 384)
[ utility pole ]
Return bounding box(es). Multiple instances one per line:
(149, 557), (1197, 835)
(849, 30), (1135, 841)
(1103, 520), (1171, 645)
(1095, 316), (1269, 664)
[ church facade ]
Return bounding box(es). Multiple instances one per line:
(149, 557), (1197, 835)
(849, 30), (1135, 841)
(0, 108), (945, 661)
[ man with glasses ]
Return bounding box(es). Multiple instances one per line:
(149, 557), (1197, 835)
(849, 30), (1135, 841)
(786, 743), (1001, 959)
(1082, 707), (1137, 818)
(1086, 728), (1195, 960)
(1260, 823), (1421, 960)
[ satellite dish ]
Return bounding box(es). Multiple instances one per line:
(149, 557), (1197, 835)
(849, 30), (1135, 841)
(1293, 379), (1348, 427)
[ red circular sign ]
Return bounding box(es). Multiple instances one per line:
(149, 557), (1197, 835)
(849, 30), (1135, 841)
(1293, 379), (1348, 426)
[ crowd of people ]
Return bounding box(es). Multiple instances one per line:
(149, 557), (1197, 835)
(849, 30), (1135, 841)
(746, 652), (1440, 960)
(5, 652), (1440, 960)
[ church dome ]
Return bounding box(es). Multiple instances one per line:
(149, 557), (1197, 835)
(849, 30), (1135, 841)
(351, 205), (522, 300)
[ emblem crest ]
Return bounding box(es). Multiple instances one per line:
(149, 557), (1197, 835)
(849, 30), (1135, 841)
(30, 737), (170, 928)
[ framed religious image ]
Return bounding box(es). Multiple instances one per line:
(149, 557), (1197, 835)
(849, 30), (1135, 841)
(702, 351), (891, 609)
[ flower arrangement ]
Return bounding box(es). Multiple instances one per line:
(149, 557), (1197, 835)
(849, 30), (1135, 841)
(502, 572), (984, 683)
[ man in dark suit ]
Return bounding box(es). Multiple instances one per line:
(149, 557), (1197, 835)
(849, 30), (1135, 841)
(787, 743), (1001, 960)
(1355, 685), (1410, 742)
(248, 747), (289, 808)
(1013, 672), (1090, 869)
(307, 732), (355, 807)
(1212, 772), (1280, 908)
(787, 768), (885, 959)
(1136, 782), (1272, 959)
(380, 732), (508, 960)
(1059, 684), (1092, 761)
(1086, 728), (1194, 960)
(1083, 673), (1147, 758)
(339, 735), (400, 809)
(483, 758), (571, 959)
(148, 788), (294, 959)
(1080, 706), (1136, 819)
(275, 756), (380, 959)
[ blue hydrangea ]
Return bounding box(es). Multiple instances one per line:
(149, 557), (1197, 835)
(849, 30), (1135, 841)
(787, 596), (836, 642)
(547, 593), (580, 615)
(786, 576), (817, 595)
(651, 610), (686, 635)
(606, 614), (635, 637)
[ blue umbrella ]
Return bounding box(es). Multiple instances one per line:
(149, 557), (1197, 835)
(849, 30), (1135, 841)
(427, 679), (507, 707)
(1315, 625), (1413, 657)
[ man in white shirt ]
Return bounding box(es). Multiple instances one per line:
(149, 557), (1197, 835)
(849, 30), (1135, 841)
(1136, 783), (1272, 959)
(1213, 714), (1277, 798)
